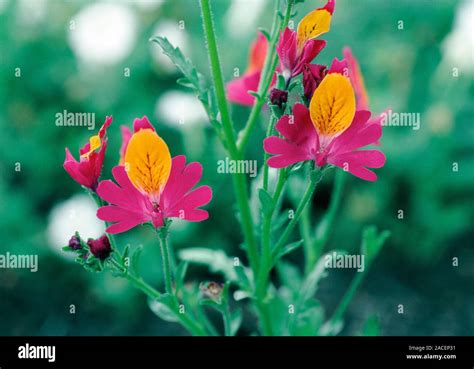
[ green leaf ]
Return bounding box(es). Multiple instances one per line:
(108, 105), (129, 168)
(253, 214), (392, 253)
(361, 226), (391, 265)
(274, 239), (303, 260)
(248, 90), (261, 99)
(258, 188), (275, 216)
(62, 246), (73, 252)
(199, 298), (223, 311)
(276, 74), (286, 89)
(175, 261), (189, 294)
(230, 309), (243, 336)
(276, 261), (302, 292)
(257, 27), (271, 41)
(150, 36), (220, 128)
(291, 299), (325, 336)
(300, 250), (347, 302)
(178, 248), (238, 282)
(131, 246), (143, 276)
(148, 294), (179, 323)
(234, 265), (251, 291)
(122, 244), (130, 264)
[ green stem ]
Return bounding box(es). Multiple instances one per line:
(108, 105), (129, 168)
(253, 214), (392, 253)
(300, 204), (314, 274)
(223, 305), (232, 336)
(271, 168), (325, 262)
(200, 0), (259, 277)
(256, 169), (288, 336)
(109, 257), (206, 336)
(86, 189), (119, 251)
(197, 306), (220, 336)
(310, 170), (346, 270)
(237, 0), (294, 153)
(329, 270), (365, 325)
(157, 228), (173, 295)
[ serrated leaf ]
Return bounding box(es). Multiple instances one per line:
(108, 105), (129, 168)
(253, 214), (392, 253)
(300, 250), (347, 302)
(258, 188), (275, 216)
(150, 36), (220, 127)
(178, 248), (237, 281)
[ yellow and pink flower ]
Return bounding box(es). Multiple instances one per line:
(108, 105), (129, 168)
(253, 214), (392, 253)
(277, 0), (334, 81)
(96, 117), (212, 233)
(63, 116), (112, 191)
(264, 59), (385, 181)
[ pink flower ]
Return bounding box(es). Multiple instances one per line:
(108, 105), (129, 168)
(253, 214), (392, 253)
(63, 116), (112, 190)
(343, 47), (369, 111)
(343, 47), (388, 143)
(226, 32), (270, 106)
(276, 0), (335, 80)
(96, 117), (212, 234)
(264, 67), (385, 181)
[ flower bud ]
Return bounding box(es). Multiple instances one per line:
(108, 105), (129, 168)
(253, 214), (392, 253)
(68, 235), (83, 250)
(269, 88), (288, 109)
(303, 64), (327, 100)
(200, 281), (223, 301)
(87, 235), (112, 260)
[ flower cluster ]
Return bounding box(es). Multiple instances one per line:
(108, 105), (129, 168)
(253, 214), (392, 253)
(64, 116), (213, 239)
(227, 0), (386, 181)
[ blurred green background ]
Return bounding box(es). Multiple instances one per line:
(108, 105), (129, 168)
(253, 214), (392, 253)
(0, 0), (473, 336)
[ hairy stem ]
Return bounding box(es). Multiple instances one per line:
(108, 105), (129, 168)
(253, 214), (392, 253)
(200, 0), (259, 276)
(311, 170), (346, 269)
(157, 228), (173, 295)
(271, 168), (327, 261)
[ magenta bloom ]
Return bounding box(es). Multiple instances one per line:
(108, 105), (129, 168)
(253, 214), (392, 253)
(277, 28), (326, 80)
(63, 116), (112, 190)
(226, 32), (270, 106)
(96, 156), (212, 234)
(276, 0), (334, 80)
(264, 103), (385, 181)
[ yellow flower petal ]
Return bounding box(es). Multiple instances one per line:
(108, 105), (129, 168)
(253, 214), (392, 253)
(80, 135), (101, 159)
(309, 73), (356, 137)
(124, 129), (171, 200)
(297, 7), (332, 50)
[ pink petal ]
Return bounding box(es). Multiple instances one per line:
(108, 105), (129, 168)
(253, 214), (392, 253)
(160, 156), (213, 223)
(329, 110), (381, 154)
(328, 150), (386, 182)
(328, 57), (348, 75)
(133, 116), (155, 132)
(226, 71), (261, 106)
(294, 40), (326, 76)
